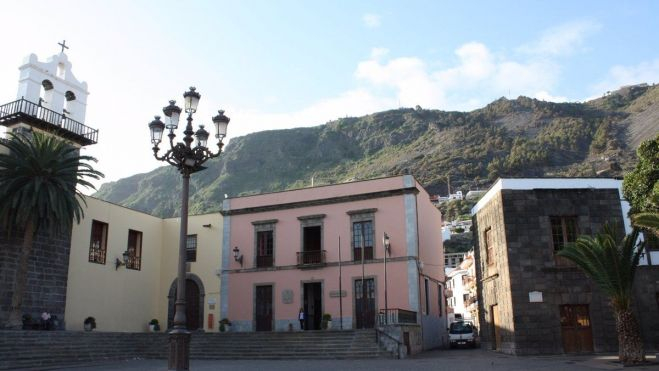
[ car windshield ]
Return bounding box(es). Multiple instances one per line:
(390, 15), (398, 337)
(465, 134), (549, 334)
(449, 322), (473, 334)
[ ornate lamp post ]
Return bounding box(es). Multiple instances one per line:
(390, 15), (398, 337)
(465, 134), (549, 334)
(148, 87), (229, 371)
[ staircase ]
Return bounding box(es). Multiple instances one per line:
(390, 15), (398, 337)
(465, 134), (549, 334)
(0, 329), (388, 370)
(191, 329), (387, 360)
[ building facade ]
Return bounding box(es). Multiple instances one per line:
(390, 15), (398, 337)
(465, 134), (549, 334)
(220, 175), (447, 349)
(66, 197), (223, 332)
(472, 178), (659, 355)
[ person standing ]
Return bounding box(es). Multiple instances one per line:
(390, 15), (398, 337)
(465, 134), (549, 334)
(298, 308), (305, 330)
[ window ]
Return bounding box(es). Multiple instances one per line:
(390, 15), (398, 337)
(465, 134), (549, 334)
(126, 229), (142, 270)
(484, 227), (494, 265)
(352, 221), (374, 261)
(186, 234), (197, 262)
(253, 220), (277, 268)
(88, 220), (108, 264)
(550, 216), (578, 251)
(256, 230), (273, 267)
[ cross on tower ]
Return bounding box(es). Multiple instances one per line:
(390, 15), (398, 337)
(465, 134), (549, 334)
(58, 40), (69, 54)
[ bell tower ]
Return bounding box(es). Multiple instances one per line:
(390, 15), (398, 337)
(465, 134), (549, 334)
(0, 41), (98, 147)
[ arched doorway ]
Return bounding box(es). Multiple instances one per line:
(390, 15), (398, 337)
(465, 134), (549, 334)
(167, 274), (205, 331)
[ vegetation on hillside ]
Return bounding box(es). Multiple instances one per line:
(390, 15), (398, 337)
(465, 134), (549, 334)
(95, 84), (659, 217)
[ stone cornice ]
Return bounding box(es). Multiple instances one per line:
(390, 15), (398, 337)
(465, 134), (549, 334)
(221, 187), (419, 216)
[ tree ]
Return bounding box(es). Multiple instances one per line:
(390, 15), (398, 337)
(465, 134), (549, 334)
(0, 132), (103, 328)
(632, 193), (659, 237)
(557, 226), (645, 365)
(623, 134), (658, 214)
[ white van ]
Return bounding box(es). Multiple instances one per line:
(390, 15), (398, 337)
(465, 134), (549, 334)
(448, 321), (477, 348)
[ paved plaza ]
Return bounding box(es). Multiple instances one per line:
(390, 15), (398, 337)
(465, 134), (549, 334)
(47, 349), (658, 371)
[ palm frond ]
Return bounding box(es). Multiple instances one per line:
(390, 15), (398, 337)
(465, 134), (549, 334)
(0, 131), (104, 237)
(557, 225), (643, 311)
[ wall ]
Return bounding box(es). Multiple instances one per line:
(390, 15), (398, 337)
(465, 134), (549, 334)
(0, 226), (71, 327)
(66, 197), (163, 331)
(472, 191), (516, 353)
(633, 266), (659, 350)
(159, 213), (222, 332)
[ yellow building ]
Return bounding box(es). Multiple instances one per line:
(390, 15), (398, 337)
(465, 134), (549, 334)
(66, 197), (223, 332)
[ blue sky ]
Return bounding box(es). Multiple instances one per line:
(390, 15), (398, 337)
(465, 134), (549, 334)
(1, 1), (658, 187)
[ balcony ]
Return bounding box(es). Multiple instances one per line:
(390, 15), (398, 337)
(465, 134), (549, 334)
(0, 99), (98, 146)
(377, 308), (417, 326)
(256, 255), (273, 268)
(296, 250), (326, 267)
(445, 289), (453, 298)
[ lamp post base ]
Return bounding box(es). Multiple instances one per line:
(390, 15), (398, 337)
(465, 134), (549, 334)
(168, 329), (191, 371)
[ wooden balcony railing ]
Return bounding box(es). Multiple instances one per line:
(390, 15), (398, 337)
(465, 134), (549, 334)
(296, 250), (326, 266)
(377, 308), (417, 325)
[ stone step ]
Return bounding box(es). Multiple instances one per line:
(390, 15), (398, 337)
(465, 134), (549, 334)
(0, 329), (388, 370)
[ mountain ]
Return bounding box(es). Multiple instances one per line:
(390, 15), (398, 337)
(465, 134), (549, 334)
(95, 84), (659, 217)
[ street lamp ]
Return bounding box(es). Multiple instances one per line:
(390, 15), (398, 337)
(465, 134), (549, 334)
(148, 87), (229, 371)
(383, 232), (391, 324)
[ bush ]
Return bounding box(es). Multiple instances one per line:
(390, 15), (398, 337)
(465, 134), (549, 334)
(84, 316), (96, 329)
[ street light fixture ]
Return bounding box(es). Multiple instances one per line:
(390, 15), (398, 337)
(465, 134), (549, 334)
(383, 232), (391, 324)
(148, 87), (229, 371)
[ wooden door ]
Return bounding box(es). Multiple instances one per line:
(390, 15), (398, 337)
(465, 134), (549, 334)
(355, 278), (375, 329)
(255, 285), (273, 331)
(560, 305), (593, 353)
(185, 279), (200, 330)
(304, 282), (322, 330)
(491, 304), (501, 350)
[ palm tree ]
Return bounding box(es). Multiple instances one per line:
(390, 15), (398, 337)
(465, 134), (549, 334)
(557, 225), (645, 365)
(0, 131), (103, 329)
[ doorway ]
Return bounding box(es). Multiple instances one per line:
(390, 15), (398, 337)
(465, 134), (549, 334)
(355, 278), (375, 329)
(167, 277), (204, 331)
(560, 304), (593, 353)
(490, 304), (501, 350)
(255, 285), (273, 331)
(303, 282), (322, 330)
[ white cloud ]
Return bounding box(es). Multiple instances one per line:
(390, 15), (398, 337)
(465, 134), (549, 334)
(370, 47), (389, 60)
(362, 13), (381, 28)
(593, 58), (659, 93)
(228, 89), (395, 138)
(518, 20), (601, 56)
(355, 42), (563, 111)
(534, 91), (568, 102)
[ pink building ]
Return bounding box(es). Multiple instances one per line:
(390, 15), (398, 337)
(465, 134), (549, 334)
(220, 175), (447, 349)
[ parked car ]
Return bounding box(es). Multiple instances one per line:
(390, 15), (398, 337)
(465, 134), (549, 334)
(448, 321), (477, 348)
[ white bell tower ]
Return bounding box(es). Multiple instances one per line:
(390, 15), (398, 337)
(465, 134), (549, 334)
(0, 41), (97, 147)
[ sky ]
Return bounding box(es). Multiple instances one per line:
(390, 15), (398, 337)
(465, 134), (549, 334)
(1, 1), (658, 191)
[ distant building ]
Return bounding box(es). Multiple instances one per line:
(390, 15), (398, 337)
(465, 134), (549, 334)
(444, 252), (467, 271)
(472, 178), (659, 355)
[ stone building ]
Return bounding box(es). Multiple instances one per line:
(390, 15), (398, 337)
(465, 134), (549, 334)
(471, 178), (659, 355)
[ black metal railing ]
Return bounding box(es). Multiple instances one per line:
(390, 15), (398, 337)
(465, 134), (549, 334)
(0, 99), (98, 144)
(256, 255), (273, 268)
(296, 250), (326, 266)
(377, 308), (418, 325)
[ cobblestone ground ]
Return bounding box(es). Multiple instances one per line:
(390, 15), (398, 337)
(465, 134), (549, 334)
(52, 349), (658, 371)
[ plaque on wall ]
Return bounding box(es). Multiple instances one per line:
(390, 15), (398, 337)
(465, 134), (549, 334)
(282, 289), (294, 304)
(329, 290), (347, 298)
(529, 291), (543, 303)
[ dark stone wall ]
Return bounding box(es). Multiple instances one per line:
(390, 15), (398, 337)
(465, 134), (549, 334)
(634, 266), (659, 351)
(475, 187), (630, 355)
(0, 225), (72, 328)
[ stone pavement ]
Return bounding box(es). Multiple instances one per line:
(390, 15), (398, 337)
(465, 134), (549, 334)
(41, 349), (659, 371)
